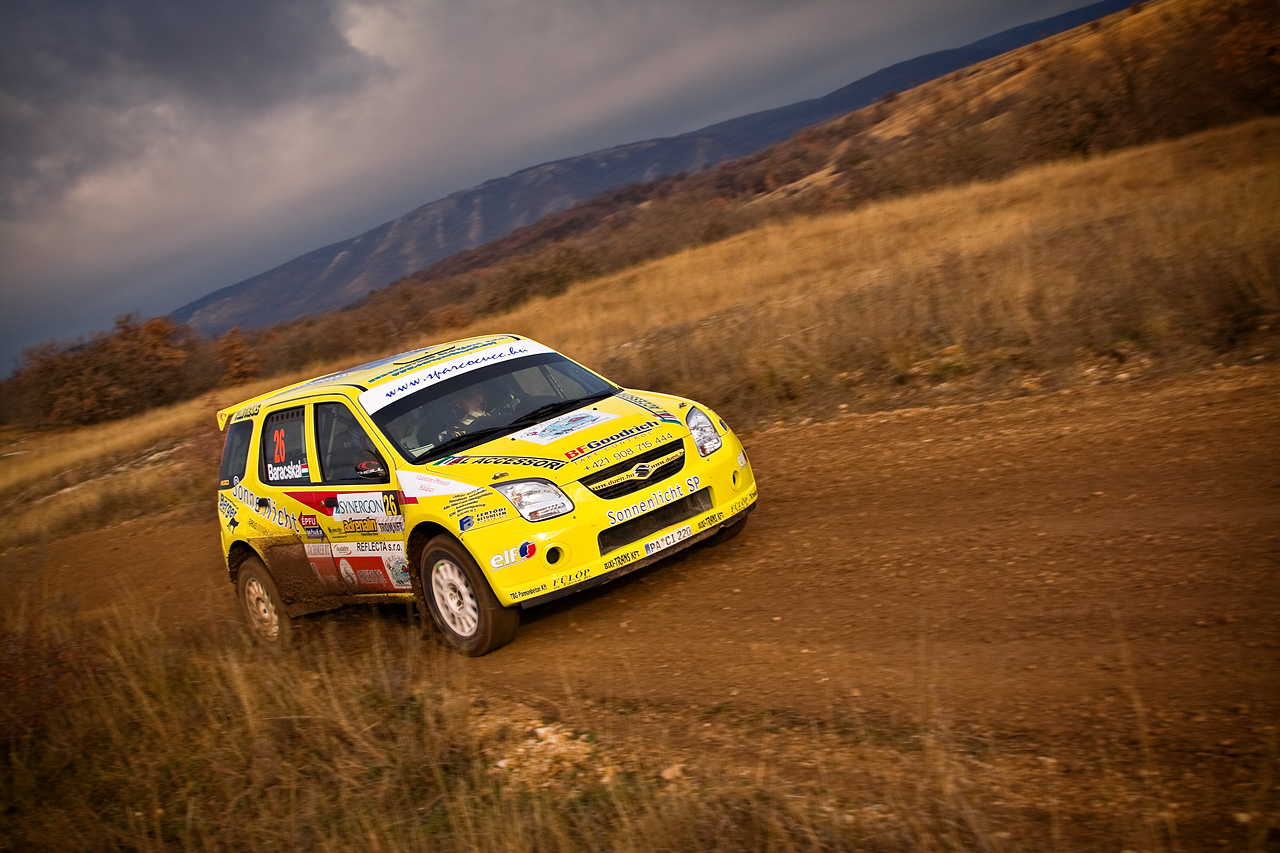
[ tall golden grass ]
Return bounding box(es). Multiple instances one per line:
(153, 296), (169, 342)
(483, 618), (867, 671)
(2, 118), (1275, 549)
(2, 581), (1228, 851)
(3, 119), (1277, 850)
(480, 117), (1278, 420)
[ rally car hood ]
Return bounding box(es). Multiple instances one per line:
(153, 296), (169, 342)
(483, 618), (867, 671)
(397, 389), (690, 493)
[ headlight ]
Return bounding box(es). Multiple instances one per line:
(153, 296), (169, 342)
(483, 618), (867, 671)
(686, 407), (722, 457)
(493, 479), (574, 522)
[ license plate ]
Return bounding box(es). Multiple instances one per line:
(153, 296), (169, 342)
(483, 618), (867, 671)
(644, 525), (692, 556)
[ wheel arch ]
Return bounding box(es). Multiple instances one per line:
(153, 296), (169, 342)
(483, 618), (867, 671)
(407, 520), (455, 574)
(226, 540), (259, 584)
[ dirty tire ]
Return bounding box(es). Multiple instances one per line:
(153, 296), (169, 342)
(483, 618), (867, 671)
(236, 555), (293, 646)
(421, 535), (519, 656)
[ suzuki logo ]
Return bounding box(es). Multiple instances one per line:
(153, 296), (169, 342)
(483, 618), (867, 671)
(585, 447), (685, 493)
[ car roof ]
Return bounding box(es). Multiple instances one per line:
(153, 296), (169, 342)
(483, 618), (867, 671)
(215, 333), (529, 430)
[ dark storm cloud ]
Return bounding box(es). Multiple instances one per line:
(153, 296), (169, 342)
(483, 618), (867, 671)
(0, 0), (1106, 373)
(0, 0), (381, 218)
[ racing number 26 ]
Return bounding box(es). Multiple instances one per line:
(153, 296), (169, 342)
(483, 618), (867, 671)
(272, 428), (287, 463)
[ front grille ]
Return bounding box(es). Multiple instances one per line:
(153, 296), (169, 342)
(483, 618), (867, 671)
(579, 438), (687, 500)
(598, 488), (713, 555)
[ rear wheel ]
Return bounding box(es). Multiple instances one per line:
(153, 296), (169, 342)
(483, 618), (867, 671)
(420, 535), (519, 656)
(236, 556), (292, 646)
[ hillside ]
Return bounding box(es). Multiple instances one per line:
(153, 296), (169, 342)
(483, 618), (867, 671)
(4, 116), (1275, 540)
(237, 0), (1274, 381)
(6, 0), (1275, 429)
(168, 0), (1131, 338)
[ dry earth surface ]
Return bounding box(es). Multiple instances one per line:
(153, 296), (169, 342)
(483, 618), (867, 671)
(23, 364), (1280, 849)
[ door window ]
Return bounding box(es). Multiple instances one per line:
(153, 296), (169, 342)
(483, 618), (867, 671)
(315, 402), (388, 484)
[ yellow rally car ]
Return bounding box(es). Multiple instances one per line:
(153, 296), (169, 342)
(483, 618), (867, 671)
(215, 334), (757, 654)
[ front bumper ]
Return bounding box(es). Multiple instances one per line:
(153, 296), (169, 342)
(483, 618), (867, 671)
(469, 431), (758, 607)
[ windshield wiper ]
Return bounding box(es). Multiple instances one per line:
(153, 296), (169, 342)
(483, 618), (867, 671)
(413, 425), (514, 463)
(413, 391), (617, 463)
(507, 391), (615, 429)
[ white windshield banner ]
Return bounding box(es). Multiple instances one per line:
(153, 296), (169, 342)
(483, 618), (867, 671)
(359, 342), (555, 414)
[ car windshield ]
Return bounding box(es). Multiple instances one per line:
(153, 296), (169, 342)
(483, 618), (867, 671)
(368, 352), (618, 463)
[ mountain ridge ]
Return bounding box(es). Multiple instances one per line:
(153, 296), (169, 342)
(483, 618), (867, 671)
(170, 0), (1131, 337)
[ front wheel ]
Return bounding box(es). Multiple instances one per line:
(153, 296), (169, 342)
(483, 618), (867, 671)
(420, 535), (519, 656)
(236, 555), (292, 646)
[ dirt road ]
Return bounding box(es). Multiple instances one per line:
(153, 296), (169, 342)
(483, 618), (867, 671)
(34, 364), (1280, 847)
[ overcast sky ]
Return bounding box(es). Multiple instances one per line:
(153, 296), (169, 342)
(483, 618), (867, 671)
(0, 0), (1100, 372)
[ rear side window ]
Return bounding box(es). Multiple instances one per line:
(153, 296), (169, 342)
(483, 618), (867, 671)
(218, 421), (254, 489)
(260, 407), (311, 486)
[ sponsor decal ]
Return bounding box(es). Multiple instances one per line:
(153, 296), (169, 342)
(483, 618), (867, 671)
(605, 477), (699, 526)
(399, 472), (474, 499)
(298, 514), (318, 527)
(367, 337), (517, 383)
(332, 490), (403, 534)
(355, 540), (401, 553)
(617, 392), (682, 425)
(304, 526), (325, 539)
(359, 342), (555, 414)
(332, 542), (356, 557)
(512, 410), (617, 445)
(644, 524), (692, 556)
(490, 541), (537, 570)
(265, 460), (309, 482)
(443, 488), (492, 520)
(696, 511), (725, 532)
(602, 550), (641, 572)
(334, 494), (386, 518)
(219, 494), (241, 533)
(231, 482), (259, 509)
(339, 558), (357, 584)
(550, 567), (592, 590)
(232, 482), (299, 533)
(511, 583), (547, 601)
(342, 518), (379, 534)
(304, 544), (331, 558)
(738, 451), (747, 468)
(730, 486), (758, 516)
(459, 506), (508, 534)
(564, 419), (661, 460)
(357, 568), (387, 585)
(585, 448), (684, 493)
(432, 454), (567, 471)
(231, 403), (261, 422)
(386, 558), (412, 590)
(580, 431), (676, 471)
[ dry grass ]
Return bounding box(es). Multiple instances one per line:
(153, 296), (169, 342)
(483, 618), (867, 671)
(2, 117), (1276, 555)
(0, 376), (316, 549)
(4, 118), (1274, 549)
(3, 581), (1236, 851)
(463, 117), (1278, 421)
